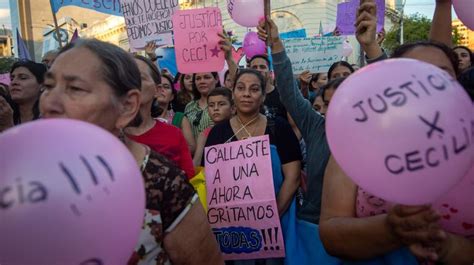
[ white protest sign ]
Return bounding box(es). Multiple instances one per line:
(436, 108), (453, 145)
(283, 37), (344, 74)
(122, 0), (179, 50)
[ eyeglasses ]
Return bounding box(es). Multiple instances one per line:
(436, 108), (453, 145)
(193, 110), (203, 127)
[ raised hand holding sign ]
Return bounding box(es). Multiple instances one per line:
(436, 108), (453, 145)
(326, 59), (473, 205)
(0, 119), (145, 265)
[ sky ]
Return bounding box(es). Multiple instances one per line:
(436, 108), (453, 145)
(0, 0), (451, 30)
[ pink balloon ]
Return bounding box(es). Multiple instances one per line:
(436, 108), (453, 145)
(243, 32), (266, 59)
(434, 164), (474, 238)
(0, 119), (145, 264)
(326, 58), (473, 205)
(227, 0), (264, 27)
(453, 0), (474, 30)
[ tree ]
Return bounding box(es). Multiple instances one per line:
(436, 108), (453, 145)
(452, 27), (462, 46)
(383, 13), (432, 54)
(0, 57), (16, 74)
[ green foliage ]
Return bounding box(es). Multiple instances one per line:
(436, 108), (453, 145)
(383, 13), (432, 54)
(0, 57), (16, 74)
(452, 27), (462, 46)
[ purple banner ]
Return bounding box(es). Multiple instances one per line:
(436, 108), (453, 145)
(336, 0), (385, 35)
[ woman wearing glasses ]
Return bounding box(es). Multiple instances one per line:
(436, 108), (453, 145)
(153, 73), (196, 155)
(184, 72), (220, 139)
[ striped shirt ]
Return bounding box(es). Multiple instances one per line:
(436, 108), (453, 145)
(184, 100), (213, 138)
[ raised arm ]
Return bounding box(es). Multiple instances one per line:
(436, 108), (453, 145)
(356, 0), (385, 61)
(219, 31), (238, 88)
(257, 17), (325, 144)
(429, 0), (453, 47)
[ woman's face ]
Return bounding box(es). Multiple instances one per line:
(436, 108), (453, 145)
(9, 67), (41, 104)
(194, 73), (217, 97)
(330, 65), (352, 80)
(40, 47), (140, 134)
(224, 74), (233, 89)
(233, 73), (264, 115)
(402, 46), (456, 78)
(312, 73), (328, 89)
(135, 59), (157, 106)
(183, 74), (193, 92)
(454, 47), (472, 72)
(156, 77), (174, 105)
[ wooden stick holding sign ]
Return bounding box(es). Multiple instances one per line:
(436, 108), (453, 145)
(264, 0), (271, 46)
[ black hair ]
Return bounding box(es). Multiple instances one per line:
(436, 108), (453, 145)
(327, 61), (355, 81)
(453, 45), (473, 69)
(10, 60), (48, 84)
(191, 72), (221, 99)
(319, 77), (346, 102)
(233, 68), (266, 94)
(249, 55), (270, 68)
(392, 41), (459, 76)
(208, 87), (233, 105)
(458, 66), (474, 101)
(309, 73), (325, 92)
(134, 55), (162, 85)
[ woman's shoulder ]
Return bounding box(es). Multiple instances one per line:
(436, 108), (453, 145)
(143, 149), (191, 187)
(206, 120), (233, 146)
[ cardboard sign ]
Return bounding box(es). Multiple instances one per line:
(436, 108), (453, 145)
(204, 135), (285, 260)
(282, 37), (344, 74)
(122, 0), (179, 50)
(172, 7), (225, 74)
(336, 0), (385, 35)
(50, 0), (122, 16)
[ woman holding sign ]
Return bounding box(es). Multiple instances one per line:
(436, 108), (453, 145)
(205, 68), (302, 217)
(185, 72), (220, 139)
(39, 39), (224, 265)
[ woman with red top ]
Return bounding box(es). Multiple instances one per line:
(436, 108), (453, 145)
(154, 74), (196, 155)
(126, 55), (195, 179)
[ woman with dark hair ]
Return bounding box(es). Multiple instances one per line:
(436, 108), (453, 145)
(2, 60), (47, 130)
(319, 1), (473, 263)
(184, 72), (220, 138)
(308, 72), (328, 103)
(125, 55), (195, 179)
(327, 61), (355, 81)
(173, 73), (194, 113)
(40, 39), (223, 265)
(453, 45), (473, 74)
(205, 68), (302, 216)
(153, 73), (196, 155)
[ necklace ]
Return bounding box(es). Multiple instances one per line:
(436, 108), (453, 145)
(236, 114), (261, 139)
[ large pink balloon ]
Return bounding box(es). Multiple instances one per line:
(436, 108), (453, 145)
(243, 31), (266, 59)
(453, 0), (474, 30)
(227, 0), (264, 27)
(326, 58), (473, 205)
(0, 119), (145, 264)
(434, 164), (474, 238)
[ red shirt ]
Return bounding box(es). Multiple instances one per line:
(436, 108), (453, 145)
(129, 121), (195, 179)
